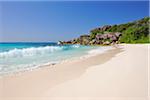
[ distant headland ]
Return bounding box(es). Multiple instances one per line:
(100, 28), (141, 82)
(59, 17), (150, 45)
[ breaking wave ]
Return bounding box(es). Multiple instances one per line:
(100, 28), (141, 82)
(0, 45), (80, 59)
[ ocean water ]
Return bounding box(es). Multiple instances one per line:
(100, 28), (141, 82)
(0, 42), (111, 75)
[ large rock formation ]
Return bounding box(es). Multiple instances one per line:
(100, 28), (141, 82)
(59, 32), (122, 45)
(78, 35), (90, 45)
(90, 25), (112, 33)
(58, 17), (149, 45)
(95, 32), (122, 45)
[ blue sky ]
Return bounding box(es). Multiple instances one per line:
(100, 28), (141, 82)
(0, 1), (149, 42)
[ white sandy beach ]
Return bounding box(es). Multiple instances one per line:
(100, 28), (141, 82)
(0, 44), (149, 100)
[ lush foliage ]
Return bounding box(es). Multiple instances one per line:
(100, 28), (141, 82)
(90, 17), (150, 43)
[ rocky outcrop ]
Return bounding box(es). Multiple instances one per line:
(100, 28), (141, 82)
(78, 35), (90, 45)
(58, 40), (73, 45)
(59, 32), (122, 45)
(90, 25), (111, 33)
(101, 25), (112, 31)
(95, 32), (122, 45)
(58, 17), (149, 45)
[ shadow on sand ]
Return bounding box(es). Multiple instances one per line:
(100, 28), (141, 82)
(2, 47), (124, 97)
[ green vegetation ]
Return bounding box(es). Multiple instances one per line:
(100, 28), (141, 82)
(90, 17), (150, 43)
(61, 17), (149, 45)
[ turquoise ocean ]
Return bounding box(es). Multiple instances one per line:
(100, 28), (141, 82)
(0, 42), (111, 75)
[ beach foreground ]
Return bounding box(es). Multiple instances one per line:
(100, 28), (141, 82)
(0, 44), (149, 100)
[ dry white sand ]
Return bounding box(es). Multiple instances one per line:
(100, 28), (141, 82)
(0, 44), (149, 100)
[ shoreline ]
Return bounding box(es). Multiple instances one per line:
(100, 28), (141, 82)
(0, 45), (114, 76)
(0, 44), (149, 100)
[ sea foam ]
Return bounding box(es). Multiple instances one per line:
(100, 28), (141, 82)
(0, 44), (113, 75)
(0, 45), (80, 59)
(87, 46), (113, 55)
